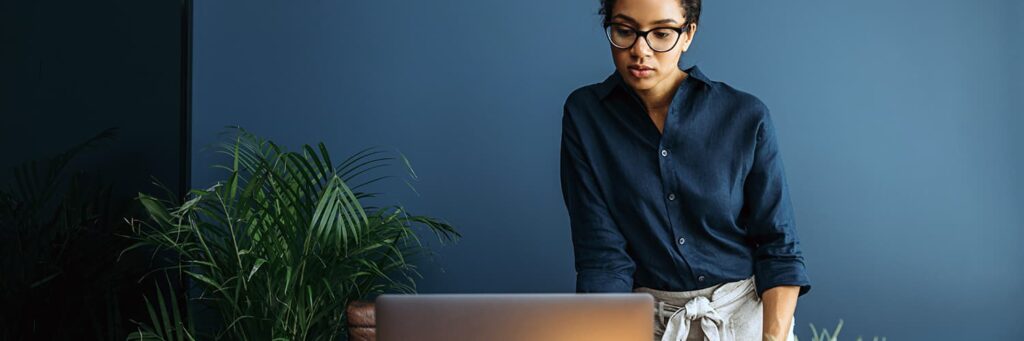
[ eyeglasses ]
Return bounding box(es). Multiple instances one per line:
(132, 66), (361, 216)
(603, 22), (689, 52)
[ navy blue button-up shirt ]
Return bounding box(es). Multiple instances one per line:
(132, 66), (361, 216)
(560, 64), (811, 299)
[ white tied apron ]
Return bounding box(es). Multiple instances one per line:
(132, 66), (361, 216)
(634, 275), (796, 341)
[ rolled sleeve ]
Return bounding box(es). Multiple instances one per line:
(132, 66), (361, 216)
(742, 107), (812, 299)
(560, 98), (636, 293)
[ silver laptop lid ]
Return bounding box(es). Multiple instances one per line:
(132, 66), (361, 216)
(376, 293), (654, 341)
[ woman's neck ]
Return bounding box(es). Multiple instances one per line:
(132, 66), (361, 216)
(635, 67), (688, 113)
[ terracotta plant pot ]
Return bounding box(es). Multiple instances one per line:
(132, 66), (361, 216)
(347, 300), (377, 341)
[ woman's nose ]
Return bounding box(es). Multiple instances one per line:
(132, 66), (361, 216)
(631, 36), (652, 57)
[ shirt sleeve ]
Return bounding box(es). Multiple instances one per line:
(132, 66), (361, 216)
(743, 106), (812, 299)
(560, 98), (637, 293)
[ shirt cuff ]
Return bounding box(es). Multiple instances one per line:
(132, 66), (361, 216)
(754, 259), (812, 299)
(576, 270), (634, 293)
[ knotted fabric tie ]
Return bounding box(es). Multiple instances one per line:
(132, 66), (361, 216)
(653, 276), (755, 341)
(658, 296), (724, 341)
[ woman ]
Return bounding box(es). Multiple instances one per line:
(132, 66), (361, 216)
(559, 0), (811, 340)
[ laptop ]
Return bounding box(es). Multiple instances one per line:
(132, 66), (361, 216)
(375, 292), (654, 341)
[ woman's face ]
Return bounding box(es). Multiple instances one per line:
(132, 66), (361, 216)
(608, 0), (696, 93)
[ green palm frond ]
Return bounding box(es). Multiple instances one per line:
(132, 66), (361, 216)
(127, 276), (195, 341)
(126, 126), (459, 340)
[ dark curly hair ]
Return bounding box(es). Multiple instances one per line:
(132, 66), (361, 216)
(599, 0), (701, 27)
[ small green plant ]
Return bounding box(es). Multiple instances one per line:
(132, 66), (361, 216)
(774, 319), (886, 341)
(125, 127), (460, 340)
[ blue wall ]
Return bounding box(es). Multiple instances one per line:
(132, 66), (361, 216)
(192, 0), (1023, 339)
(1015, 0), (1024, 186)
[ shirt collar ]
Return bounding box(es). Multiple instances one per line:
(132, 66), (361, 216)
(596, 64), (711, 100)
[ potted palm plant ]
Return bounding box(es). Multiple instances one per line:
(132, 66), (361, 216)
(125, 126), (460, 340)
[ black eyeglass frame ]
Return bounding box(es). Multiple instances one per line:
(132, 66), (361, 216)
(602, 22), (691, 52)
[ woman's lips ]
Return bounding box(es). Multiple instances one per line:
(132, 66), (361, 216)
(629, 66), (654, 78)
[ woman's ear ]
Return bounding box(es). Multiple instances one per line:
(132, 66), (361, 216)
(681, 23), (697, 52)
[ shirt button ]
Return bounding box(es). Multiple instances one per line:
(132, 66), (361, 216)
(667, 193), (675, 201)
(661, 149), (668, 157)
(678, 237), (686, 245)
(698, 275), (705, 282)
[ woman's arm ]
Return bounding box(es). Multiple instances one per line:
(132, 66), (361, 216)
(560, 97), (637, 293)
(762, 285), (799, 341)
(741, 104), (811, 338)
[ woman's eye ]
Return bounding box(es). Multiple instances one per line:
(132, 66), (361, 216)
(654, 32), (670, 39)
(615, 29), (633, 36)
